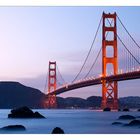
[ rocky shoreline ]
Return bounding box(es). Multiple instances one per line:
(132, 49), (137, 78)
(0, 106), (65, 134)
(112, 114), (140, 128)
(0, 106), (139, 134)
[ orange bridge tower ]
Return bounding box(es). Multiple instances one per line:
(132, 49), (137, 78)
(102, 12), (118, 110)
(46, 61), (57, 108)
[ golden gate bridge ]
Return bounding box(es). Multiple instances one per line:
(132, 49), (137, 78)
(43, 12), (140, 110)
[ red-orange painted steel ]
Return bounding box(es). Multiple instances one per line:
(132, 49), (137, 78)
(45, 61), (57, 108)
(102, 12), (118, 110)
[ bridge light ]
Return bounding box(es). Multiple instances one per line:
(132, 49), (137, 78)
(91, 76), (95, 80)
(119, 69), (121, 74)
(120, 69), (123, 74)
(99, 74), (103, 77)
(65, 84), (68, 89)
(89, 77), (92, 80)
(91, 76), (94, 79)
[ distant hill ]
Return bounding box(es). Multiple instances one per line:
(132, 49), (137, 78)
(0, 81), (139, 109)
(57, 96), (102, 109)
(0, 82), (45, 109)
(119, 96), (140, 109)
(57, 96), (140, 109)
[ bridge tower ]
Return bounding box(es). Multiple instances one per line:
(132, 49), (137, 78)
(102, 12), (118, 110)
(45, 61), (57, 108)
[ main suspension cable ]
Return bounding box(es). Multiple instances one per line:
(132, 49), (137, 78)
(43, 70), (48, 94)
(84, 19), (114, 78)
(84, 47), (102, 78)
(107, 18), (140, 65)
(56, 64), (66, 84)
(117, 15), (140, 49)
(72, 16), (102, 83)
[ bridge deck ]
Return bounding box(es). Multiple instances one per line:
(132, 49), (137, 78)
(48, 70), (140, 95)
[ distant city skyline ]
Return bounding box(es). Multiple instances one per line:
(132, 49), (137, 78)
(0, 7), (139, 98)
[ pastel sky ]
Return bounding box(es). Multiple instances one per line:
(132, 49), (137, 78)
(0, 6), (139, 98)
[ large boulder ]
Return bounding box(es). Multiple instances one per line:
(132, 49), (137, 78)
(123, 108), (129, 112)
(8, 106), (45, 118)
(125, 120), (140, 126)
(1, 125), (26, 131)
(103, 107), (111, 111)
(112, 122), (123, 125)
(118, 115), (135, 120)
(118, 108), (121, 112)
(51, 127), (64, 134)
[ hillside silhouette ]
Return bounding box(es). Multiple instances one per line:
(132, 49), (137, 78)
(0, 82), (139, 109)
(0, 82), (44, 108)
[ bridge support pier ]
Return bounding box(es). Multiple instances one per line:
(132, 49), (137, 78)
(102, 80), (118, 109)
(45, 61), (57, 108)
(102, 12), (118, 110)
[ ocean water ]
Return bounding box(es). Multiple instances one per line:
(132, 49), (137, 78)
(0, 109), (139, 134)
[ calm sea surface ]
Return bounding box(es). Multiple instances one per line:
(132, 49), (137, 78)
(0, 109), (139, 134)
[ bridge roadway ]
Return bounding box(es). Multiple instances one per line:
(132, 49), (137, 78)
(48, 70), (140, 95)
